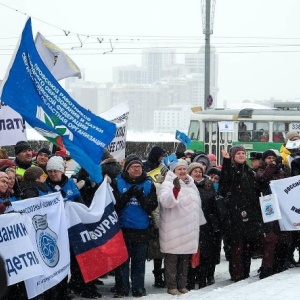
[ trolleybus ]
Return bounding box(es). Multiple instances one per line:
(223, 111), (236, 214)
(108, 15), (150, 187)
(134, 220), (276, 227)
(187, 102), (300, 165)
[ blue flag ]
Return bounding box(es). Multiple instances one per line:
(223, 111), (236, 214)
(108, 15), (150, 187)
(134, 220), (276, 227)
(0, 18), (116, 183)
(162, 153), (178, 167)
(175, 130), (191, 147)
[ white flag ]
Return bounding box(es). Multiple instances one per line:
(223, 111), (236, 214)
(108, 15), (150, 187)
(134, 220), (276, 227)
(100, 102), (129, 162)
(35, 32), (81, 81)
(218, 121), (234, 132)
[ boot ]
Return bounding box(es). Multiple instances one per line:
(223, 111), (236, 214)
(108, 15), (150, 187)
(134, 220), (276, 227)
(152, 268), (166, 288)
(259, 267), (273, 279)
(207, 276), (215, 285)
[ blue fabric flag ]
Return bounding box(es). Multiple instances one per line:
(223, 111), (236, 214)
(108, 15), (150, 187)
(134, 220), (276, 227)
(0, 18), (116, 183)
(175, 130), (191, 147)
(162, 153), (178, 167)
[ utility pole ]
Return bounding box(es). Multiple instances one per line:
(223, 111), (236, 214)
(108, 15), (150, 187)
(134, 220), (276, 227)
(202, 0), (216, 109)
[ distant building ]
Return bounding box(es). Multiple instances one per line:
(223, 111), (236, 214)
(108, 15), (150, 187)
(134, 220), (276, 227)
(185, 46), (218, 108)
(142, 48), (176, 83)
(113, 65), (147, 84)
(154, 105), (192, 133)
(64, 47), (219, 133)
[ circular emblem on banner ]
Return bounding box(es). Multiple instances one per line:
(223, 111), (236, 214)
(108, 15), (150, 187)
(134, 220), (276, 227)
(264, 204), (274, 217)
(206, 95), (213, 108)
(33, 214), (60, 268)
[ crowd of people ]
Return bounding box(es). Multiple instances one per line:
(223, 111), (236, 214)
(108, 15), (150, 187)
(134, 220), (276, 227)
(1, 131), (300, 299)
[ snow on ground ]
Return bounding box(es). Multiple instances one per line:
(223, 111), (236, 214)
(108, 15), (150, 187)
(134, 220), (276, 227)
(74, 251), (300, 300)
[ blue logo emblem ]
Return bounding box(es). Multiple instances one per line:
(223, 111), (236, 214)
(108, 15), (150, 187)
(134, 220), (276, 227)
(33, 214), (60, 267)
(264, 204), (274, 217)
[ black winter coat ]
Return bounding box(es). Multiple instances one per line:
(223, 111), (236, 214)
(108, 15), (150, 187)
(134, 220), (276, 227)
(219, 158), (262, 244)
(195, 177), (220, 264)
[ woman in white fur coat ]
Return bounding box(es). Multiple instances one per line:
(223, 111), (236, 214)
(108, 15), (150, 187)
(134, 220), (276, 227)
(158, 159), (206, 296)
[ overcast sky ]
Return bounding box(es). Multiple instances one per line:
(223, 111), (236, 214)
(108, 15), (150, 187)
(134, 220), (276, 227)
(0, 0), (300, 106)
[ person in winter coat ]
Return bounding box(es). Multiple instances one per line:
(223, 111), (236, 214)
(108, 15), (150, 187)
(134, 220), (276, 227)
(187, 163), (220, 289)
(45, 156), (82, 202)
(0, 172), (14, 214)
(219, 146), (262, 282)
(143, 146), (165, 173)
(192, 153), (212, 174)
(19, 166), (49, 199)
(111, 155), (158, 298)
(14, 141), (34, 180)
(142, 146), (166, 288)
(159, 159), (206, 296)
(279, 131), (300, 166)
(146, 173), (167, 288)
(256, 149), (292, 278)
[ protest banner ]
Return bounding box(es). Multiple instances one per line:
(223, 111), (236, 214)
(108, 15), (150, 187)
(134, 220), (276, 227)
(0, 213), (43, 286)
(270, 175), (300, 230)
(65, 177), (128, 282)
(35, 32), (81, 81)
(100, 102), (129, 162)
(0, 18), (116, 183)
(11, 192), (70, 299)
(0, 102), (26, 145)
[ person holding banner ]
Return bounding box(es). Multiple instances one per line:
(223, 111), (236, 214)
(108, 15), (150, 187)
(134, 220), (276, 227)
(256, 149), (293, 278)
(219, 146), (263, 282)
(112, 154), (158, 298)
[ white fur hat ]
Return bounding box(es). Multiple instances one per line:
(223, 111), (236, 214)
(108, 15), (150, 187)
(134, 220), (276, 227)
(46, 156), (65, 173)
(170, 159), (188, 172)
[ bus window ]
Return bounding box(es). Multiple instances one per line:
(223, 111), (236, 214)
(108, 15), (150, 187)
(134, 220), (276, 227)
(188, 120), (200, 140)
(273, 131), (284, 143)
(239, 131), (251, 142)
(238, 121), (253, 141)
(273, 122), (285, 142)
(239, 122), (247, 131)
(260, 132), (269, 142)
(252, 122), (269, 142)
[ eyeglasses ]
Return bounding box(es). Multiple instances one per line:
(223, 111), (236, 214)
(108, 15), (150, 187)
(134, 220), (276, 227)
(129, 165), (142, 169)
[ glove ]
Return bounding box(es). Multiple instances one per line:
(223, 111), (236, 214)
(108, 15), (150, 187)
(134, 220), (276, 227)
(132, 186), (144, 198)
(126, 185), (136, 198)
(275, 156), (282, 168)
(3, 200), (11, 207)
(160, 164), (169, 176)
(173, 177), (181, 190)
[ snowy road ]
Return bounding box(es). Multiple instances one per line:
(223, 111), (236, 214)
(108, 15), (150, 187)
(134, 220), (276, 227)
(74, 251), (266, 299)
